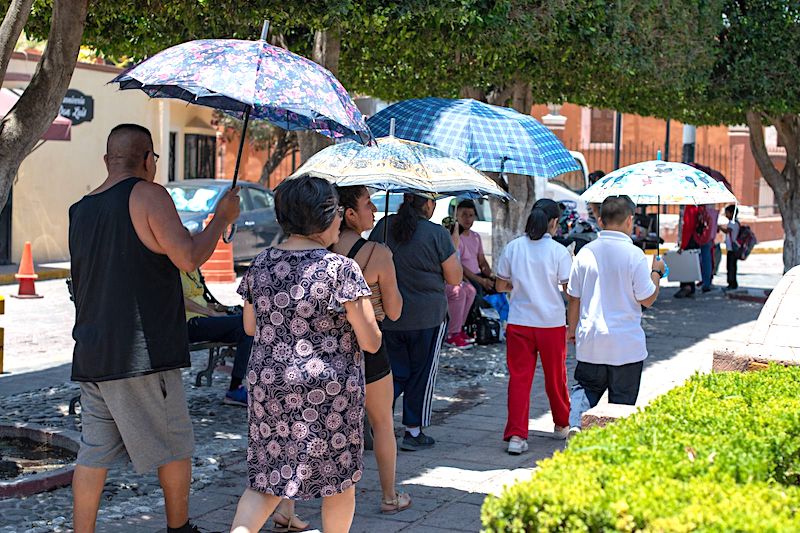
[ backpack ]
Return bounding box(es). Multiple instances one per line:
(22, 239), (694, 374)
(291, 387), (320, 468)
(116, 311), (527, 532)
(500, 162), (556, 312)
(475, 312), (501, 345)
(735, 225), (757, 260)
(693, 207), (714, 246)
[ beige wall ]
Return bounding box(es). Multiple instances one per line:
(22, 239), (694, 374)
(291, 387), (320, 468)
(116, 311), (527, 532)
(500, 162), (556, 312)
(4, 54), (214, 263)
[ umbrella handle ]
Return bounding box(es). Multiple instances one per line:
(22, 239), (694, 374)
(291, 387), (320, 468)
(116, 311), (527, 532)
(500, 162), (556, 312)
(223, 223), (237, 243)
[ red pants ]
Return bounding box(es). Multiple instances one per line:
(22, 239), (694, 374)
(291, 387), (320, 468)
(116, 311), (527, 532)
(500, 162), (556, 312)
(503, 324), (570, 440)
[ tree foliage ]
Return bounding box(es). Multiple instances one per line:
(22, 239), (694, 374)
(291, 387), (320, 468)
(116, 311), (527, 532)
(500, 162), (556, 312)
(7, 0), (800, 267)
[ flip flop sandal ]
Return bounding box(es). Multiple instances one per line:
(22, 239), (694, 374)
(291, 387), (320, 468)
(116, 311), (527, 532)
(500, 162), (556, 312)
(380, 491), (412, 515)
(272, 511), (309, 533)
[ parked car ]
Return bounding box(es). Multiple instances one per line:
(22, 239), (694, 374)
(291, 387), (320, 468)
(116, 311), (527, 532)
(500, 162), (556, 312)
(166, 179), (281, 262)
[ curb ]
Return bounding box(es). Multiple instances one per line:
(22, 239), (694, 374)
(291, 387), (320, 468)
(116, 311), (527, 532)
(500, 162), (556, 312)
(0, 423), (80, 498)
(0, 268), (70, 286)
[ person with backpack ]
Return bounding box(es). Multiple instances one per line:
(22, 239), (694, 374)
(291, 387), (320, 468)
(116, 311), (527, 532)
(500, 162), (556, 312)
(495, 199), (573, 454)
(720, 204), (740, 290)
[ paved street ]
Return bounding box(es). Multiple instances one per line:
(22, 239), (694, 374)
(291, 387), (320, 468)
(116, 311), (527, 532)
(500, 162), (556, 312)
(0, 254), (784, 532)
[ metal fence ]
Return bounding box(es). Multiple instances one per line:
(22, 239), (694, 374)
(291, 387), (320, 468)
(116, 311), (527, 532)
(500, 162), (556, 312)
(562, 140), (731, 178)
(562, 140), (733, 215)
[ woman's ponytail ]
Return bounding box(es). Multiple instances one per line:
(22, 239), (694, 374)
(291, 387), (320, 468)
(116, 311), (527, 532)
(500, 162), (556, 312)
(525, 198), (561, 240)
(392, 195), (428, 243)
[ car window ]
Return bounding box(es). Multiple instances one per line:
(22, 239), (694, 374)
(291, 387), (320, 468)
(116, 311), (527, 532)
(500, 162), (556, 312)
(371, 192), (404, 213)
(248, 187), (274, 210)
(555, 161), (588, 194)
(167, 185), (222, 213)
(239, 192), (250, 212)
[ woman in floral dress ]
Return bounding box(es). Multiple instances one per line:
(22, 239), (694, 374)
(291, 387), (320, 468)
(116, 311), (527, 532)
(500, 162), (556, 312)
(231, 176), (382, 533)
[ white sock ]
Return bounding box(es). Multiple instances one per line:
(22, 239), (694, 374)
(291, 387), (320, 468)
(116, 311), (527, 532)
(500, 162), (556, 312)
(407, 427), (421, 437)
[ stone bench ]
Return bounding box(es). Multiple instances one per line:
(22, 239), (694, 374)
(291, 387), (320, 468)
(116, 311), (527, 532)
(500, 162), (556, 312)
(713, 265), (800, 373)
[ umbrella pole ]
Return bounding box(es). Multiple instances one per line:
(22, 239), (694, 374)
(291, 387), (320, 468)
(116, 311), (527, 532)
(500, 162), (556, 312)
(223, 106), (251, 243)
(382, 191), (390, 243)
(657, 195), (661, 252)
(231, 106), (252, 189)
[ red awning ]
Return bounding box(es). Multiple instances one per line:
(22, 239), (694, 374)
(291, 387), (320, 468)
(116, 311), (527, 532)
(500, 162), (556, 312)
(1, 88), (71, 141)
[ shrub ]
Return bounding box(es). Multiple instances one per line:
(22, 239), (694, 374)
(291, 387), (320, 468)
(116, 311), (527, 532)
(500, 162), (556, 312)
(481, 365), (800, 532)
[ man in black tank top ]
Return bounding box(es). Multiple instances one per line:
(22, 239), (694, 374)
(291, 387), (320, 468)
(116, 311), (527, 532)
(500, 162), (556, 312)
(69, 124), (240, 533)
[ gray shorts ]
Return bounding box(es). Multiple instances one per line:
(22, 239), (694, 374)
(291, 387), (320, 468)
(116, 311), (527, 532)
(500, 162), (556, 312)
(77, 369), (194, 474)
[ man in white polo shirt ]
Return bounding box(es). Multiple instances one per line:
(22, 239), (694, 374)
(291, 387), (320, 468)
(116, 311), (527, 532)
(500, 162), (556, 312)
(566, 195), (666, 436)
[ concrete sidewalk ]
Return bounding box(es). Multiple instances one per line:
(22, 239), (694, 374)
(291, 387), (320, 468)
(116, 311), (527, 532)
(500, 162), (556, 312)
(0, 254), (782, 532)
(115, 378), (564, 533)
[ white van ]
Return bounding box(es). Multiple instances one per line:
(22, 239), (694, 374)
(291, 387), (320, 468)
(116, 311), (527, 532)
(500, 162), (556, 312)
(368, 151), (590, 259)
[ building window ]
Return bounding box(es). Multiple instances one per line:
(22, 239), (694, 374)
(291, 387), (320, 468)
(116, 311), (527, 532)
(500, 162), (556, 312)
(168, 132), (177, 182)
(590, 108), (616, 144)
(184, 134), (216, 179)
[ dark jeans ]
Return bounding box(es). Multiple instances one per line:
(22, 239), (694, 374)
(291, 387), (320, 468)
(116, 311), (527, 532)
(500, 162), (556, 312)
(187, 315), (253, 380)
(574, 360), (643, 405)
(568, 360), (644, 427)
(727, 251), (739, 289)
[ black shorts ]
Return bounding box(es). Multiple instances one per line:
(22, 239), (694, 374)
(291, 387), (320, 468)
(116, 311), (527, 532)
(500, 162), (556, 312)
(365, 339), (392, 384)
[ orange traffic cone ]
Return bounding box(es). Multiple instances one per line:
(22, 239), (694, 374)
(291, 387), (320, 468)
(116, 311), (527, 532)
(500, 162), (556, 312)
(12, 241), (43, 299)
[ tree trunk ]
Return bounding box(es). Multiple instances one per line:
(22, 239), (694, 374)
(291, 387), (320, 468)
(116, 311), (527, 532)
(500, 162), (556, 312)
(489, 171), (537, 258)
(296, 27), (341, 165)
(489, 80), (536, 259)
(259, 130), (297, 187)
(777, 183), (800, 272)
(746, 111), (800, 272)
(459, 86), (486, 101)
(0, 0), (88, 211)
(0, 0), (34, 82)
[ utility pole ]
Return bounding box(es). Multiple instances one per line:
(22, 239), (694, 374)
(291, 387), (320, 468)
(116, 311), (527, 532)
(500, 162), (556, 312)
(682, 125), (696, 163)
(613, 111), (623, 169)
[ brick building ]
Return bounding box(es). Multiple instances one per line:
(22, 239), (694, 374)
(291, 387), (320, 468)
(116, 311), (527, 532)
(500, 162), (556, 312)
(531, 103), (784, 242)
(213, 100), (786, 243)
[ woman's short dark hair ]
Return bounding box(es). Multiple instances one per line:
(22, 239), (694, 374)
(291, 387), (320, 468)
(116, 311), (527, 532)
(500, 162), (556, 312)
(525, 198), (561, 240)
(336, 185), (369, 232)
(274, 175), (338, 236)
(456, 199), (477, 214)
(392, 194), (429, 243)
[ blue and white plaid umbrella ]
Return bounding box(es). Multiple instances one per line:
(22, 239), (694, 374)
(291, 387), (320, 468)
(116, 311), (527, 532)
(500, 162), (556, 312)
(367, 98), (578, 178)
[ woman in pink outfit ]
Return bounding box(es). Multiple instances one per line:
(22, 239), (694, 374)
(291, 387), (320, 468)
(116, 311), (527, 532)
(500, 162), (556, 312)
(444, 200), (493, 348)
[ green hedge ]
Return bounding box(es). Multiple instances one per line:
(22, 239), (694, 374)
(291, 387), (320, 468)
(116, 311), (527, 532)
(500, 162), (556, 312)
(481, 365), (800, 532)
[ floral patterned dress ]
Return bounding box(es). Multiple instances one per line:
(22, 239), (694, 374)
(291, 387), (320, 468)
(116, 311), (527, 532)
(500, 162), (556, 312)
(237, 247), (371, 500)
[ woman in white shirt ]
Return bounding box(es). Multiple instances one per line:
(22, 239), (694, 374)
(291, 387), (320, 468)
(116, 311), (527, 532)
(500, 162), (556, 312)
(495, 199), (573, 455)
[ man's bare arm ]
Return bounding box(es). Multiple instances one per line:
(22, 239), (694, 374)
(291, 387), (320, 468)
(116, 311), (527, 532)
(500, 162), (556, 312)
(131, 182), (240, 272)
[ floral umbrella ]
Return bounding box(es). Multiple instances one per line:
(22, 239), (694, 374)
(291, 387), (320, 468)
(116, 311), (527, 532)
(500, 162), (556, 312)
(289, 136), (511, 200)
(112, 38), (370, 145)
(111, 22), (371, 240)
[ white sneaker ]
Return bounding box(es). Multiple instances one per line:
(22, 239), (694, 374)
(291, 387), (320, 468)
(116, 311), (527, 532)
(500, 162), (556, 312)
(507, 436), (528, 455)
(567, 427), (581, 441)
(553, 425), (570, 440)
